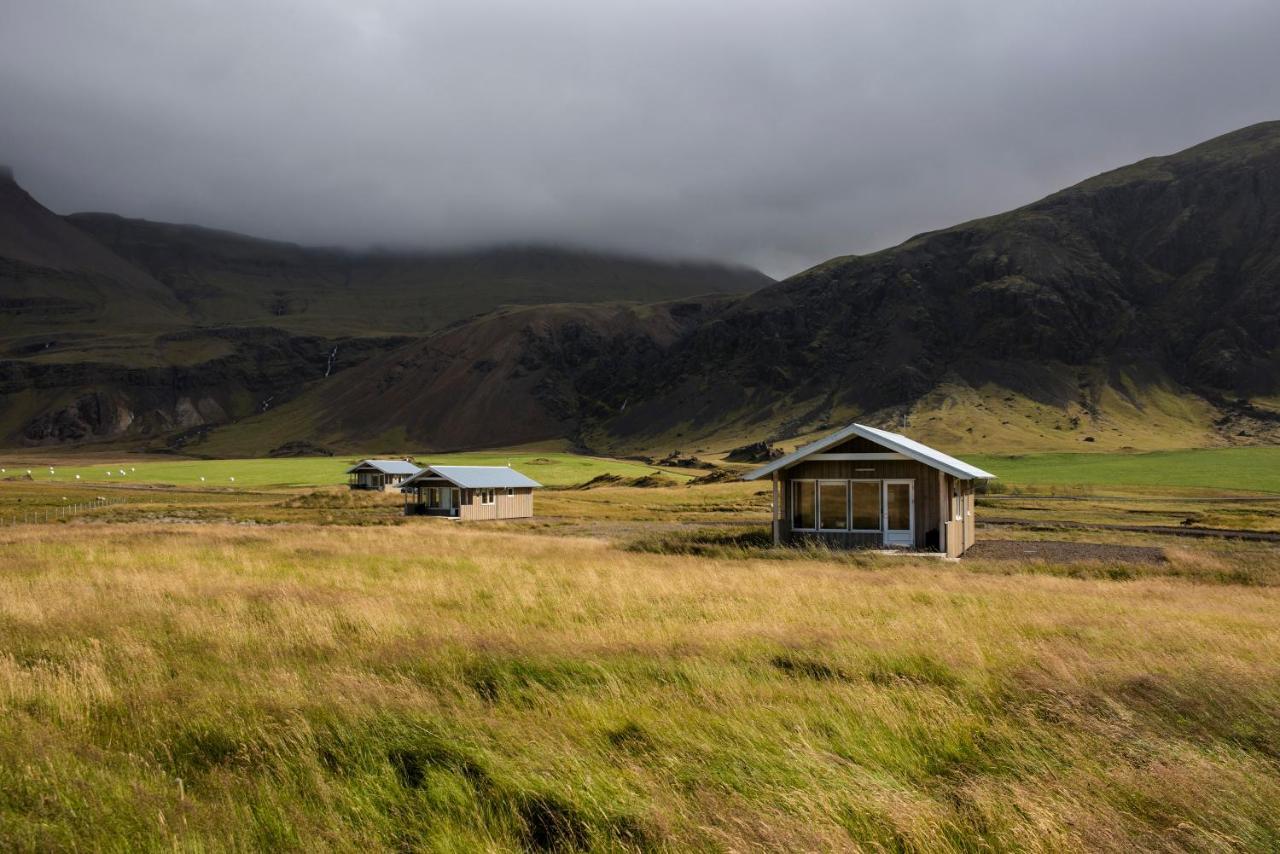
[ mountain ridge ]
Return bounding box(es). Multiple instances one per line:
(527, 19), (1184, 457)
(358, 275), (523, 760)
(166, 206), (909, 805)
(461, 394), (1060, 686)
(0, 169), (769, 447)
(3, 122), (1279, 453)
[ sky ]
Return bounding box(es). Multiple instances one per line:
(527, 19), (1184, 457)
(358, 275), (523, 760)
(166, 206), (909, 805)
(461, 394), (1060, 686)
(2, 0), (1279, 278)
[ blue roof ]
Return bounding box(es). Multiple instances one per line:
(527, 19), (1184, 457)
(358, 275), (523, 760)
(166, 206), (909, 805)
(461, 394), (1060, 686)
(401, 465), (542, 489)
(344, 459), (422, 475)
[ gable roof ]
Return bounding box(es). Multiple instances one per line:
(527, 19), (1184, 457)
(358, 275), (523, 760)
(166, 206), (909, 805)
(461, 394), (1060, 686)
(742, 423), (996, 481)
(401, 465), (542, 490)
(344, 459), (422, 476)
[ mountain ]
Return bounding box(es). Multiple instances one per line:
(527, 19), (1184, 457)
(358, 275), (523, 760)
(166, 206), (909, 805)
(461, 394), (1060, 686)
(67, 213), (772, 337)
(0, 169), (769, 446)
(0, 168), (187, 344)
(575, 120), (1280, 452)
(4, 121), (1279, 454)
(197, 299), (731, 456)
(218, 121), (1280, 456)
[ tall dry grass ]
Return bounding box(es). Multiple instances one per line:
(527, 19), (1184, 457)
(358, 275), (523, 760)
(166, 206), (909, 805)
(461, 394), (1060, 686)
(2, 522), (1280, 850)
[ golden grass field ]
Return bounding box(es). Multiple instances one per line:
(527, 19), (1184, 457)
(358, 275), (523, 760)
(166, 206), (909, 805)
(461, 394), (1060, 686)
(2, 470), (1280, 850)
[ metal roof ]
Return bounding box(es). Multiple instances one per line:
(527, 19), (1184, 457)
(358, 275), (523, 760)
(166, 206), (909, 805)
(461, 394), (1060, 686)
(401, 465), (543, 490)
(742, 423), (996, 481)
(344, 459), (423, 475)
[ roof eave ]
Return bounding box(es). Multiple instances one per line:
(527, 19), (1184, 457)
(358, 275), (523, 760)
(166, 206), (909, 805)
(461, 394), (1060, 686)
(741, 424), (864, 481)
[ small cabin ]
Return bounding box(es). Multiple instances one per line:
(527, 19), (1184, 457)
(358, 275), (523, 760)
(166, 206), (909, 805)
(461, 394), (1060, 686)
(743, 423), (995, 557)
(400, 466), (542, 520)
(345, 459), (422, 491)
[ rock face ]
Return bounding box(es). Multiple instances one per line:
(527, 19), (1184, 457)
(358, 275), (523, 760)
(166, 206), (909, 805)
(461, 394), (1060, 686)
(725, 442), (782, 463)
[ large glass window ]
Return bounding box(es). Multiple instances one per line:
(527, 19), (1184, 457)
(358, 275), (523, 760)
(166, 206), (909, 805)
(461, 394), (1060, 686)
(851, 481), (881, 530)
(819, 481), (848, 530)
(792, 481), (816, 529)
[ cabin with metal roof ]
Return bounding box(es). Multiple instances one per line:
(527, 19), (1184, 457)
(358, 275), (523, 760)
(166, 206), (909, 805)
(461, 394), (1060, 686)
(743, 424), (995, 556)
(399, 465), (542, 520)
(345, 459), (423, 491)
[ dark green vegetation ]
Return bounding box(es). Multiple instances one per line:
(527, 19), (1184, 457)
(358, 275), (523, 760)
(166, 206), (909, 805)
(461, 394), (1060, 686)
(4, 122), (1280, 456)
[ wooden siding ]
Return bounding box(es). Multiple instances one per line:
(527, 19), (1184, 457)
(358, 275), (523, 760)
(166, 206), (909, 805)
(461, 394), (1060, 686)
(779, 458), (943, 550)
(457, 488), (534, 521)
(826, 435), (898, 454)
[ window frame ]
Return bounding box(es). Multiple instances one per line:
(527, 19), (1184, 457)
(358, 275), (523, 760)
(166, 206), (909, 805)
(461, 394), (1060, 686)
(480, 488), (496, 505)
(791, 479), (818, 531)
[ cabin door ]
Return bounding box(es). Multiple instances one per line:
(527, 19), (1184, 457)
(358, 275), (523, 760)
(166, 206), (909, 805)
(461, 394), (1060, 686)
(882, 480), (914, 547)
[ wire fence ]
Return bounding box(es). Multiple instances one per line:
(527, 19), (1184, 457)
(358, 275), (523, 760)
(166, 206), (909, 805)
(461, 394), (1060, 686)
(3, 496), (126, 526)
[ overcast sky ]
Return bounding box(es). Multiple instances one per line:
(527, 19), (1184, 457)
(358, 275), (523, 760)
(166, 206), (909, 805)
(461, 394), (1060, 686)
(2, 0), (1279, 277)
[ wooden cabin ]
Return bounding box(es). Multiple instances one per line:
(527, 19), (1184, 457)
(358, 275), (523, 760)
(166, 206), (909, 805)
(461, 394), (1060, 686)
(743, 424), (995, 557)
(400, 466), (542, 520)
(345, 459), (422, 491)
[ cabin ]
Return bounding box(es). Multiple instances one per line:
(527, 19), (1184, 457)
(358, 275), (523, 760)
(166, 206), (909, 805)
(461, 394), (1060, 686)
(743, 423), (995, 557)
(400, 466), (542, 520)
(345, 459), (422, 491)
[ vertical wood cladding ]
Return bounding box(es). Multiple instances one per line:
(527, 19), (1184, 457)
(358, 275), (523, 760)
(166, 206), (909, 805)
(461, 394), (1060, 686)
(457, 488), (534, 520)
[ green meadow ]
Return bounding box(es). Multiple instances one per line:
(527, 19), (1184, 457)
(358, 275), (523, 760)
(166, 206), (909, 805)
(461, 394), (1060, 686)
(2, 445), (1280, 848)
(0, 453), (694, 490)
(967, 446), (1280, 494)
(7, 446), (1279, 494)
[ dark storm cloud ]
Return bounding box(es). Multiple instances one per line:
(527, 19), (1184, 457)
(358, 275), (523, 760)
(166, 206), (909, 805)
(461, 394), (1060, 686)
(2, 0), (1279, 276)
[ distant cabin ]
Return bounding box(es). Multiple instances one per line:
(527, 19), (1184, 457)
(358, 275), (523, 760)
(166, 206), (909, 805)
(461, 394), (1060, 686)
(345, 459), (422, 491)
(743, 423), (995, 557)
(400, 466), (542, 520)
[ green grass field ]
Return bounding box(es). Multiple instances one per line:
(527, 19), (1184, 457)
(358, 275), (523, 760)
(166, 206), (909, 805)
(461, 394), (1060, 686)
(3, 522), (1279, 850)
(6, 446), (1279, 494)
(968, 446), (1280, 494)
(2, 444), (1280, 848)
(0, 453), (694, 490)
